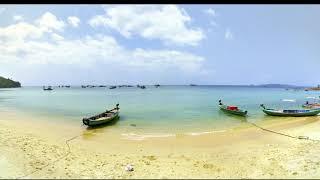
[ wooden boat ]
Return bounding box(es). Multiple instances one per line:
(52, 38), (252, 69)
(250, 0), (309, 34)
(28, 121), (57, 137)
(137, 85), (146, 89)
(218, 100), (248, 116)
(83, 104), (120, 126)
(43, 86), (53, 91)
(260, 104), (320, 117)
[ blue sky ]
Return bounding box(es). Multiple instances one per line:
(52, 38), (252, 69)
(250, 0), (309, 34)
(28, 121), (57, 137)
(0, 5), (319, 86)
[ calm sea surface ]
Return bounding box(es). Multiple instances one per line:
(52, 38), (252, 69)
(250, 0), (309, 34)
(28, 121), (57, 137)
(0, 86), (319, 134)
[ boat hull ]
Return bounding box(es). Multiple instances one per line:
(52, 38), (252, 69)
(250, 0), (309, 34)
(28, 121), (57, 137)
(83, 112), (119, 126)
(219, 105), (247, 116)
(262, 109), (320, 117)
(83, 104), (120, 127)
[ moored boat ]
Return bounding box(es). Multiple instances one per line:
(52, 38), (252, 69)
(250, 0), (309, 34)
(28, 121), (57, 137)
(137, 85), (146, 89)
(218, 100), (248, 116)
(43, 86), (53, 91)
(83, 104), (120, 126)
(260, 104), (320, 117)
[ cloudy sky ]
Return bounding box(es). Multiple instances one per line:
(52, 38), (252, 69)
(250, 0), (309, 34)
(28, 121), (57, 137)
(0, 5), (319, 86)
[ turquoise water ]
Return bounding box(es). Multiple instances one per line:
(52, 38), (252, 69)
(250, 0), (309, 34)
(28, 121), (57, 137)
(0, 86), (319, 133)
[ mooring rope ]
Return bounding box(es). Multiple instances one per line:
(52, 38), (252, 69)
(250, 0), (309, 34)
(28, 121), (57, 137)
(248, 121), (320, 142)
(16, 135), (81, 179)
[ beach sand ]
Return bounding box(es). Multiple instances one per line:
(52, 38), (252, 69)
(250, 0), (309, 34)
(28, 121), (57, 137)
(1, 110), (320, 178)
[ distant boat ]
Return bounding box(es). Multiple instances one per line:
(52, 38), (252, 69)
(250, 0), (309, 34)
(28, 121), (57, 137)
(302, 98), (320, 109)
(155, 84), (160, 88)
(260, 104), (320, 117)
(218, 100), (247, 116)
(109, 86), (117, 89)
(137, 85), (146, 89)
(190, 84), (197, 86)
(65, 85), (70, 88)
(81, 85), (86, 88)
(302, 103), (320, 109)
(82, 104), (120, 126)
(99, 85), (106, 87)
(43, 86), (53, 91)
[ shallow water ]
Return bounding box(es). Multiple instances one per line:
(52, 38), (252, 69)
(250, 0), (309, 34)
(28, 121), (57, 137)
(0, 85), (319, 134)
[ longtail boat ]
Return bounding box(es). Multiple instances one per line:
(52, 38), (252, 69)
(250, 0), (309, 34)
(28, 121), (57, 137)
(43, 86), (53, 91)
(83, 104), (120, 126)
(260, 104), (320, 117)
(218, 100), (248, 116)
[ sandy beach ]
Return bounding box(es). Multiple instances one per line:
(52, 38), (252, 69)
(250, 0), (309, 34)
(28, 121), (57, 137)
(1, 109), (320, 179)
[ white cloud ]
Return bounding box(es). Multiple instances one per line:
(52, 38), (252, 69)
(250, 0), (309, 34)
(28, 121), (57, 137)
(0, 34), (205, 72)
(51, 33), (64, 41)
(36, 12), (65, 32)
(89, 5), (204, 46)
(204, 8), (216, 17)
(225, 28), (233, 40)
(67, 16), (80, 27)
(13, 15), (24, 22)
(0, 11), (65, 43)
(0, 22), (44, 42)
(0, 12), (205, 73)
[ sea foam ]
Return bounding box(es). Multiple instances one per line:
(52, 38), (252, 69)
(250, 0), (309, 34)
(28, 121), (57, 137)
(121, 130), (227, 140)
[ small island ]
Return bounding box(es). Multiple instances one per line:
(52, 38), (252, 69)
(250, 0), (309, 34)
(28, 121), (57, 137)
(0, 76), (21, 88)
(305, 85), (320, 91)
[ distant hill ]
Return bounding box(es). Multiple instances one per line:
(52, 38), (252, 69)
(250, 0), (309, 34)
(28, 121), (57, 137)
(0, 76), (21, 88)
(255, 84), (306, 88)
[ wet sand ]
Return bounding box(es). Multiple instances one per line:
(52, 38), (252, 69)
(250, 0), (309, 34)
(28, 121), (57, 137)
(1, 110), (320, 178)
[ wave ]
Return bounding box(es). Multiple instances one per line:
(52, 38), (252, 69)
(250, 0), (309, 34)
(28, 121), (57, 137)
(185, 130), (226, 136)
(121, 130), (227, 140)
(121, 133), (176, 140)
(306, 96), (319, 99)
(282, 99), (296, 102)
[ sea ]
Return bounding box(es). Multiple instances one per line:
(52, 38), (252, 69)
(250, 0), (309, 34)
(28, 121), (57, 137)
(0, 85), (319, 136)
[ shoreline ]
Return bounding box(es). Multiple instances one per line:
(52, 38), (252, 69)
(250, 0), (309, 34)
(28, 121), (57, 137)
(1, 109), (320, 178)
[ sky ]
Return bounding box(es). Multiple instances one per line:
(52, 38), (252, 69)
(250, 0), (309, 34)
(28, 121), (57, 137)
(0, 5), (319, 86)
